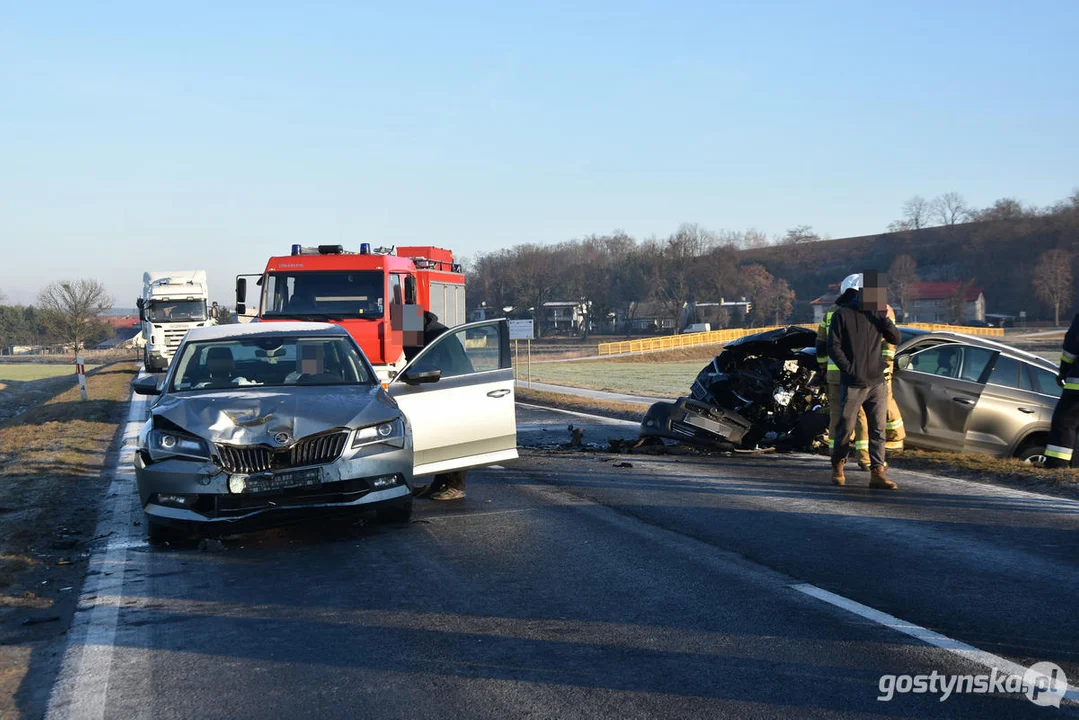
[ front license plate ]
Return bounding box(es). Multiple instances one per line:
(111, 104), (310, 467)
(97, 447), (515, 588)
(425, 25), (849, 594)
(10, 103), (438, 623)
(243, 467), (323, 494)
(683, 413), (731, 437)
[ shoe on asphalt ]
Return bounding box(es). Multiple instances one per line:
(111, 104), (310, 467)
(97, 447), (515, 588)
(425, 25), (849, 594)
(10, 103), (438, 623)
(831, 459), (846, 486)
(430, 487), (466, 501)
(857, 462), (871, 472)
(869, 466), (898, 490)
(412, 483), (431, 498)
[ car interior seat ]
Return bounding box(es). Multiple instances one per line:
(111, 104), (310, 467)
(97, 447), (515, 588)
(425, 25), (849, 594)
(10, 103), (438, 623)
(205, 346), (236, 387)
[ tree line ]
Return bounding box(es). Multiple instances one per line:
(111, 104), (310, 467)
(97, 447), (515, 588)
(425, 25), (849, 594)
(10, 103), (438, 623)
(467, 188), (1079, 334)
(0, 280), (116, 353)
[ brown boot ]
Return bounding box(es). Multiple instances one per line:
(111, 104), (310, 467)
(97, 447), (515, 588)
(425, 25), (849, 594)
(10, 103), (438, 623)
(869, 466), (898, 490)
(831, 459), (846, 486)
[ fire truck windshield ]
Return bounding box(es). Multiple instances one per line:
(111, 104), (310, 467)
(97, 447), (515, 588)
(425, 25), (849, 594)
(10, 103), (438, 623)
(147, 300), (207, 323)
(262, 271), (385, 320)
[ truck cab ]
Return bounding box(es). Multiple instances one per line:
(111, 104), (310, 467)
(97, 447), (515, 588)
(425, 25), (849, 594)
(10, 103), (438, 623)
(138, 270), (216, 372)
(237, 244), (466, 381)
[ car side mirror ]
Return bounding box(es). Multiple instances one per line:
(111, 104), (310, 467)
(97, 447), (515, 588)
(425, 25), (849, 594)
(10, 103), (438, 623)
(133, 376), (162, 396)
(896, 355), (911, 372)
(401, 368), (441, 386)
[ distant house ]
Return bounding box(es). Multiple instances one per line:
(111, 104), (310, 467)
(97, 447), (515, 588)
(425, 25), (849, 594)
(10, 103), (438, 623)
(683, 299), (753, 330)
(540, 301), (591, 335)
(905, 282), (986, 324)
(618, 301), (676, 333)
(104, 314), (140, 331)
(809, 285), (841, 324)
(809, 281), (987, 324)
(96, 328), (142, 349)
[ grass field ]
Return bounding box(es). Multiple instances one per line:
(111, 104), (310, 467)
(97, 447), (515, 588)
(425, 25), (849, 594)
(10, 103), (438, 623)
(517, 359), (704, 397)
(0, 363), (101, 382)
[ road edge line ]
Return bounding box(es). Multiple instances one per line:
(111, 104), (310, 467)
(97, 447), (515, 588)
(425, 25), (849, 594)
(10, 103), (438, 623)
(45, 384), (150, 720)
(515, 401), (640, 427)
(792, 582), (1079, 703)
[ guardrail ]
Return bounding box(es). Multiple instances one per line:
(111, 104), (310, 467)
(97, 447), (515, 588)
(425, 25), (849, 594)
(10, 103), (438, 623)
(596, 322), (1004, 356)
(901, 323), (1004, 337)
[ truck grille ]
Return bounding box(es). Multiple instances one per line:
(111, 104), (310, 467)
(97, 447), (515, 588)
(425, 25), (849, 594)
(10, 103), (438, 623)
(216, 432), (349, 474)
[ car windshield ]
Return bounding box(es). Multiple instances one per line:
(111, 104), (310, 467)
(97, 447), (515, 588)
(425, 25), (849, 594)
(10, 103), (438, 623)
(170, 335), (375, 392)
(147, 300), (207, 322)
(261, 271), (384, 319)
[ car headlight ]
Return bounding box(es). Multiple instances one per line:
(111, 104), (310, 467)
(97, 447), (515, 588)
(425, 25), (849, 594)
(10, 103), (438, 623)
(147, 428), (211, 462)
(352, 419), (405, 449)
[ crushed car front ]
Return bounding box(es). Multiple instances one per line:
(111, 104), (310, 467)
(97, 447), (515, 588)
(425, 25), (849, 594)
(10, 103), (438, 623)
(133, 323), (414, 535)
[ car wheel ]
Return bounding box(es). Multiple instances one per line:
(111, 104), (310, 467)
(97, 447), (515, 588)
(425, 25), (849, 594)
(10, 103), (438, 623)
(1016, 444), (1048, 466)
(377, 497), (414, 524)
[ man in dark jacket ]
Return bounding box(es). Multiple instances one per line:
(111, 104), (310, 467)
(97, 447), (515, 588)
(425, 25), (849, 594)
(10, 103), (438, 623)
(828, 273), (902, 488)
(1046, 313), (1079, 469)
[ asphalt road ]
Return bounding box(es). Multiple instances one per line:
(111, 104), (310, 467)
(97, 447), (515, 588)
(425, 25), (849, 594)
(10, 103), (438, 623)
(42, 403), (1079, 718)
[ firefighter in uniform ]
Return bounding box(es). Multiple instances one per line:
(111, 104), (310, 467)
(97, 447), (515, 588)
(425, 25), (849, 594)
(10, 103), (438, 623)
(1046, 312), (1079, 468)
(882, 304), (906, 452)
(817, 278), (871, 470)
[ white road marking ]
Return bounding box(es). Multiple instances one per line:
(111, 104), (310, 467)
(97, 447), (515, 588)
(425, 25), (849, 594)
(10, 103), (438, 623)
(46, 378), (150, 720)
(792, 582), (1079, 703)
(516, 401), (640, 427)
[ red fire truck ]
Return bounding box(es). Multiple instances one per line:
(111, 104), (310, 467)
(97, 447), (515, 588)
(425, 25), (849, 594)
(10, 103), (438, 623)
(236, 244), (466, 379)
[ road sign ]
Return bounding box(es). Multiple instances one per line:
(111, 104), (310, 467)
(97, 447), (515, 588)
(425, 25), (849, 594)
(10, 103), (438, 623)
(507, 319), (534, 340)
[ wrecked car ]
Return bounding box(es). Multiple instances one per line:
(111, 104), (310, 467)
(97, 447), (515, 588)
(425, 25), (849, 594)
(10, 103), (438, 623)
(640, 326), (828, 452)
(132, 320), (517, 540)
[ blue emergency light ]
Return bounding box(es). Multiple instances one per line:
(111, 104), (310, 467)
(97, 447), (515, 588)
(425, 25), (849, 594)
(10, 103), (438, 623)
(360, 243), (371, 254)
(291, 244), (302, 256)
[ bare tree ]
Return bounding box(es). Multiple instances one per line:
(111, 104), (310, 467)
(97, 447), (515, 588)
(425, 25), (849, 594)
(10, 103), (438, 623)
(888, 255), (919, 319)
(781, 225), (820, 245)
(37, 279), (113, 353)
(889, 196), (933, 232)
(969, 197), (1028, 222)
(742, 228), (770, 249)
(650, 224), (717, 331)
(932, 192), (969, 226)
(1033, 249), (1074, 326)
(947, 279), (976, 324)
(762, 278), (796, 325)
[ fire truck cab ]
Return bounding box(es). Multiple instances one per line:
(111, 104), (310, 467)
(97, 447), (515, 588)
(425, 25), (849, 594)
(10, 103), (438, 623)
(237, 244), (466, 380)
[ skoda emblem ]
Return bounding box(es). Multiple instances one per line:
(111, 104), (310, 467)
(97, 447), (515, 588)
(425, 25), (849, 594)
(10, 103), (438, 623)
(273, 432), (291, 446)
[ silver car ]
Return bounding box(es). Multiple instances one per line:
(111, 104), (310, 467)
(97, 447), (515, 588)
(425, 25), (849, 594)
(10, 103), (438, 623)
(893, 331), (1062, 463)
(133, 320), (517, 540)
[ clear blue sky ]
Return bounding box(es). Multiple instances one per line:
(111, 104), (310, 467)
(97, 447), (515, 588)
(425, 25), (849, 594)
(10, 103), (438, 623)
(2, 1), (1077, 306)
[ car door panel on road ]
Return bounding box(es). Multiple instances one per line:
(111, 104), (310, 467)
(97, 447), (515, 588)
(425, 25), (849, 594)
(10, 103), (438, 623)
(965, 354), (1050, 456)
(894, 343), (993, 449)
(388, 319), (517, 477)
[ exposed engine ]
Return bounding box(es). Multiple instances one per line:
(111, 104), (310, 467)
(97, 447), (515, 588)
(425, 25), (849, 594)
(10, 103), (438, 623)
(640, 326), (829, 451)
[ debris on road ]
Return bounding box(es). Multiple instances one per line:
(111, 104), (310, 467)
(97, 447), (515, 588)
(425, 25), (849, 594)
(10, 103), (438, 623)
(197, 539), (226, 553)
(22, 615), (61, 626)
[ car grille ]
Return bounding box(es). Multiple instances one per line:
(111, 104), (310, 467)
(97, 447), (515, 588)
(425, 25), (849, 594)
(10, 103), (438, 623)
(216, 431), (349, 474)
(162, 327), (189, 354)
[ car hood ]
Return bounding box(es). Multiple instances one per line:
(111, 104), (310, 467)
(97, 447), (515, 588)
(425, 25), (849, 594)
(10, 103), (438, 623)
(151, 385), (398, 446)
(720, 325), (818, 356)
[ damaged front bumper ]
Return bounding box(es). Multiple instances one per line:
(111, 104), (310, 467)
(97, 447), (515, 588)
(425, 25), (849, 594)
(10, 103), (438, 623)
(639, 326), (830, 453)
(134, 446), (413, 531)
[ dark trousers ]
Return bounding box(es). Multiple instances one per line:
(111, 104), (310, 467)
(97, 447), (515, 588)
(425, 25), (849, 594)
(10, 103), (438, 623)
(831, 381), (888, 468)
(1046, 390), (1079, 468)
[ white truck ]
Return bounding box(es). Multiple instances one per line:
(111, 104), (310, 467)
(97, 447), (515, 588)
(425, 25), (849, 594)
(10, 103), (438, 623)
(136, 271), (216, 371)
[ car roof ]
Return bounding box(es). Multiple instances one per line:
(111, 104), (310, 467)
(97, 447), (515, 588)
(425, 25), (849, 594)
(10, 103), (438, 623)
(183, 321), (348, 342)
(903, 331), (1056, 371)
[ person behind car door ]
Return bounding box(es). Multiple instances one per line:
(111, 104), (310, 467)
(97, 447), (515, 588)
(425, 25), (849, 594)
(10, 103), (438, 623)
(1046, 312), (1079, 468)
(828, 272), (902, 489)
(817, 288), (871, 469)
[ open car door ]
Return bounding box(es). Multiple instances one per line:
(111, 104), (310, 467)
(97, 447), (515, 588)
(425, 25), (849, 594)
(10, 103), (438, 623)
(387, 319), (517, 478)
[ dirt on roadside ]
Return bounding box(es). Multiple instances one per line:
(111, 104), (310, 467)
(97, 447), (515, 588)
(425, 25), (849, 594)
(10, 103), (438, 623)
(0, 363), (136, 720)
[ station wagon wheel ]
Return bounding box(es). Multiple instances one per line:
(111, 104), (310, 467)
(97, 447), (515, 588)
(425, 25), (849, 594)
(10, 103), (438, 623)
(1016, 443), (1048, 466)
